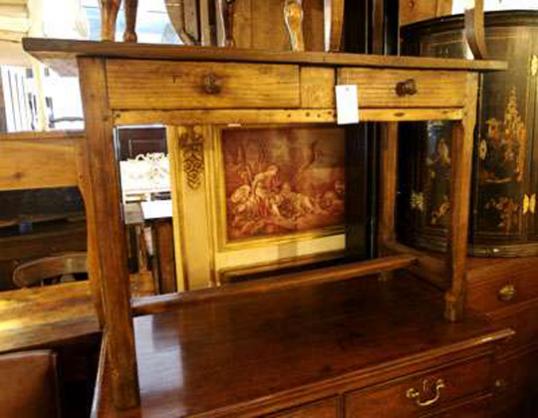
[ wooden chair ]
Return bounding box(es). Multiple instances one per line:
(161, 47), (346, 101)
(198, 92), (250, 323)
(0, 350), (61, 418)
(12, 252), (88, 288)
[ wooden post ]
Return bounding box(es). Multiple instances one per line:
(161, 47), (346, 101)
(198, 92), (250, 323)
(77, 57), (140, 409)
(378, 122), (398, 281)
(444, 73), (479, 322)
(99, 0), (120, 41)
(123, 0), (138, 42)
(378, 122), (399, 250)
(75, 139), (105, 326)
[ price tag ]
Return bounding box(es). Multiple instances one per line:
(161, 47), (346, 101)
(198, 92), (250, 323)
(335, 84), (359, 125)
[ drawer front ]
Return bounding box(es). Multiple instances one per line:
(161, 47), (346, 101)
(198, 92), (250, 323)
(487, 302), (538, 352)
(467, 270), (538, 313)
(344, 357), (491, 418)
(107, 60), (300, 110)
(426, 394), (491, 418)
(492, 348), (538, 413)
(337, 68), (467, 108)
(267, 397), (339, 418)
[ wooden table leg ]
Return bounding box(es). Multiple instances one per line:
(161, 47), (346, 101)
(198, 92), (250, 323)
(99, 0), (120, 41)
(123, 0), (138, 42)
(445, 73), (479, 322)
(78, 57), (139, 409)
(378, 122), (398, 280)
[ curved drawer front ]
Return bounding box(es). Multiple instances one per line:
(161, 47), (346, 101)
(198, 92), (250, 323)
(344, 357), (491, 418)
(467, 271), (538, 313)
(106, 60), (301, 110)
(337, 68), (468, 108)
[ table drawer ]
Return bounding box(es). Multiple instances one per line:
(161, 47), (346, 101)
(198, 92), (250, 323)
(267, 397), (339, 417)
(337, 68), (467, 108)
(492, 348), (538, 416)
(106, 60), (300, 110)
(344, 357), (491, 418)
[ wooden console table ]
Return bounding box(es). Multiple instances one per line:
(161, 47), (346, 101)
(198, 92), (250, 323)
(23, 38), (506, 410)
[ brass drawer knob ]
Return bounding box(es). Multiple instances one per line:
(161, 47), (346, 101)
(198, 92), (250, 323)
(406, 378), (445, 407)
(498, 284), (517, 302)
(395, 78), (417, 96)
(202, 73), (222, 95)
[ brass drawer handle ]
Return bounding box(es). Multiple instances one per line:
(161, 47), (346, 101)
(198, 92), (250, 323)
(202, 73), (222, 95)
(498, 284), (517, 302)
(406, 378), (445, 407)
(395, 78), (417, 96)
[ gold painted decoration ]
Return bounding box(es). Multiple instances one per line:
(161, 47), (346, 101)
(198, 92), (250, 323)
(431, 195), (450, 225)
(531, 55), (538, 77)
(479, 87), (527, 184)
(410, 191), (425, 212)
(523, 194), (536, 215)
(180, 128), (205, 190)
(485, 197), (520, 233)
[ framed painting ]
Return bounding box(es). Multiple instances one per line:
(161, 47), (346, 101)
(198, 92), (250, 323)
(212, 125), (346, 249)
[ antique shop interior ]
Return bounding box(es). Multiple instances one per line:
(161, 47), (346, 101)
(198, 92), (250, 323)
(1, 0), (538, 417)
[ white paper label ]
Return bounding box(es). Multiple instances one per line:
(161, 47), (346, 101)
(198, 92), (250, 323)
(335, 84), (359, 125)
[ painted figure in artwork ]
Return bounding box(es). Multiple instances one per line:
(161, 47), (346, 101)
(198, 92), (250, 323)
(222, 127), (345, 241)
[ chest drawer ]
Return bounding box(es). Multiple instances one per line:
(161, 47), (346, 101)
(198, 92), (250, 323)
(467, 261), (538, 313)
(344, 357), (491, 418)
(487, 301), (538, 352)
(426, 394), (491, 418)
(266, 397), (339, 417)
(491, 348), (538, 416)
(336, 68), (467, 108)
(106, 60), (300, 110)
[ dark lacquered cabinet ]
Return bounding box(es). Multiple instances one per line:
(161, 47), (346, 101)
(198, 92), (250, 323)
(399, 11), (538, 256)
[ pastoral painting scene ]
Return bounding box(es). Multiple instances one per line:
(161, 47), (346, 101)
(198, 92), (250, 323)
(221, 127), (346, 241)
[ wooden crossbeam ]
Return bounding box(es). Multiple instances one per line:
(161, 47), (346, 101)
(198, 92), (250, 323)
(132, 254), (417, 316)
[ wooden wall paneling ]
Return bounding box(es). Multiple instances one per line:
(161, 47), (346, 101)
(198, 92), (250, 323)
(399, 0), (453, 27)
(232, 0), (324, 51)
(151, 219), (177, 294)
(167, 125), (214, 291)
(0, 134), (79, 191)
(77, 56), (139, 409)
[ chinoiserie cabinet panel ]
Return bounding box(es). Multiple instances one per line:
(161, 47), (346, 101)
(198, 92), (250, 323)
(399, 11), (538, 256)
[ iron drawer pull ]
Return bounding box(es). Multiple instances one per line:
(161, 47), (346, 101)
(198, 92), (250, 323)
(202, 73), (222, 95)
(406, 378), (445, 407)
(395, 78), (418, 96)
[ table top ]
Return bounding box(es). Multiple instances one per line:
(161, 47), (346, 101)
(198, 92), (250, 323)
(97, 272), (512, 417)
(0, 281), (99, 353)
(22, 38), (507, 72)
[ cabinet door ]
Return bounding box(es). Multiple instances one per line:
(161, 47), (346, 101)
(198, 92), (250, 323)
(526, 27), (538, 244)
(472, 25), (535, 248)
